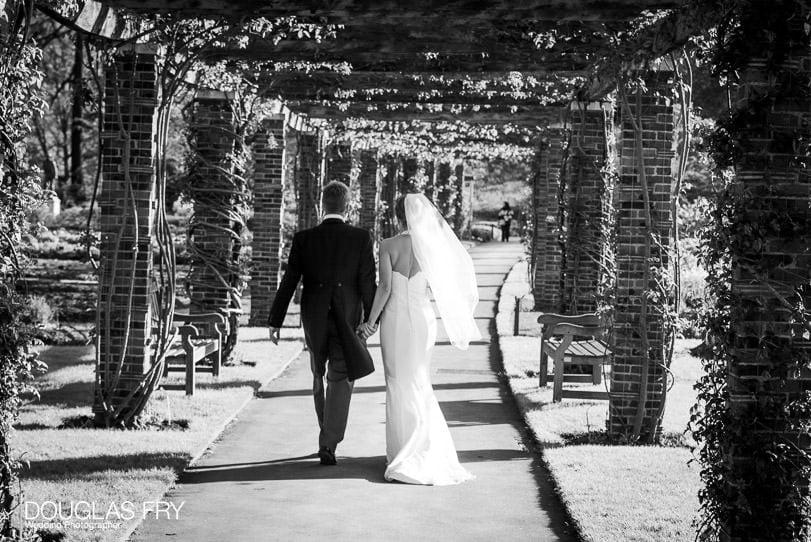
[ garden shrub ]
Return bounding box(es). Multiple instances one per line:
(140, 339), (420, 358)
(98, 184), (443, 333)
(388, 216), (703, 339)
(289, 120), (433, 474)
(470, 223), (495, 242)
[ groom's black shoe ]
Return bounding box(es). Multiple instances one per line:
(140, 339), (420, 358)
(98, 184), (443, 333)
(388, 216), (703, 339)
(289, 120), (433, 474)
(318, 447), (337, 466)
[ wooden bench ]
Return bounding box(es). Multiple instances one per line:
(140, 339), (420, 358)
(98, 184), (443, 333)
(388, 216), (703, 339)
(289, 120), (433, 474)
(161, 312), (228, 396)
(538, 312), (611, 402)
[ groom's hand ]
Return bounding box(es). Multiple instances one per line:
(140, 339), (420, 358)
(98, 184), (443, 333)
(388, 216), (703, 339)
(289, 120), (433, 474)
(355, 323), (370, 339)
(269, 327), (280, 345)
(357, 322), (378, 340)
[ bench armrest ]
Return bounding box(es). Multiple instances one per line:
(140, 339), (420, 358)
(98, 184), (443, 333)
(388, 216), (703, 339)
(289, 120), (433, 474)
(537, 312), (601, 326)
(176, 324), (200, 337)
(173, 312), (227, 325)
(538, 312), (605, 341)
(176, 324), (200, 351)
(174, 312), (228, 331)
(172, 311), (228, 347)
(546, 323), (604, 338)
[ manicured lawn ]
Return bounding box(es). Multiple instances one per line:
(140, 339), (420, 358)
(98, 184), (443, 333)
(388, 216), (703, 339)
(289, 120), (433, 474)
(544, 446), (699, 542)
(497, 260), (702, 542)
(11, 325), (303, 542)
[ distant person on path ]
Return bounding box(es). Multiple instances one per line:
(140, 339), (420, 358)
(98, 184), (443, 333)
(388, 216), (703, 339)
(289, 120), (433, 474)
(268, 181), (377, 466)
(498, 202), (514, 242)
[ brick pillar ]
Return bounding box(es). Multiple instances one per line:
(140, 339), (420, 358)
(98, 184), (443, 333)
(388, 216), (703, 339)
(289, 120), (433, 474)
(297, 131), (321, 229)
(422, 159), (435, 200)
(532, 130), (566, 312)
(187, 91), (242, 321)
(380, 154), (398, 238)
(325, 142), (351, 184)
(325, 140), (354, 218)
(462, 163), (475, 239)
(435, 161), (453, 219)
(399, 156), (418, 194)
(562, 103), (609, 313)
(609, 74), (674, 440)
(358, 149), (379, 234)
(719, 10), (811, 540)
(452, 162), (466, 235)
(94, 44), (159, 419)
(249, 115), (285, 325)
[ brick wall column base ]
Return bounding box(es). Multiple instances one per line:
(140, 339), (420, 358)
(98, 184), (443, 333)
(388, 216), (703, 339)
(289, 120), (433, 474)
(249, 116), (285, 325)
(358, 149), (379, 234)
(94, 44), (159, 419)
(297, 132), (322, 230)
(380, 154), (397, 238)
(562, 104), (609, 314)
(532, 130), (565, 312)
(608, 74), (674, 441)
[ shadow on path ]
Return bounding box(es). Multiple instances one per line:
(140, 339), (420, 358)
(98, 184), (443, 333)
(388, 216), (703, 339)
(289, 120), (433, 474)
(180, 447), (535, 486)
(20, 453), (188, 481)
(257, 380), (501, 399)
(182, 455), (388, 484)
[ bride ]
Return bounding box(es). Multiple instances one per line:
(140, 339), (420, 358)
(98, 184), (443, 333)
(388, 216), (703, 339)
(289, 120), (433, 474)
(359, 193), (479, 486)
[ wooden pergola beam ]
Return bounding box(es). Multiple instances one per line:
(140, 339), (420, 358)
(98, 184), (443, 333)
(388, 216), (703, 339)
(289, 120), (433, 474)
(335, 133), (537, 148)
(583, 3), (728, 99)
(267, 90), (573, 108)
(332, 120), (543, 136)
(253, 69), (583, 106)
(99, 0), (682, 21)
(71, 1), (719, 107)
(218, 19), (614, 59)
(254, 70), (585, 88)
(204, 48), (591, 73)
(286, 102), (563, 125)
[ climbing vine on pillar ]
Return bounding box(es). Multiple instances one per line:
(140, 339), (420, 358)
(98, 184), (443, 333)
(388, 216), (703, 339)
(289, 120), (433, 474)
(614, 70), (679, 444)
(690, 2), (811, 539)
(183, 86), (263, 363)
(90, 17), (254, 426)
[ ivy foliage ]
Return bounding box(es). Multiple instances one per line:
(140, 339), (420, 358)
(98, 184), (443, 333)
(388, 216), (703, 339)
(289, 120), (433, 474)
(689, 1), (811, 540)
(88, 14), (299, 425)
(329, 119), (538, 161)
(0, 1), (48, 538)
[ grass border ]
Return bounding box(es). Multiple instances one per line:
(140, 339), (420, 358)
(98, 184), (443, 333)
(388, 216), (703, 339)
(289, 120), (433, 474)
(491, 257), (587, 541)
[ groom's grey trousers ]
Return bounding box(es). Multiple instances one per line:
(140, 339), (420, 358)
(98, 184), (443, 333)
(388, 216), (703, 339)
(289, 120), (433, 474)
(311, 315), (354, 450)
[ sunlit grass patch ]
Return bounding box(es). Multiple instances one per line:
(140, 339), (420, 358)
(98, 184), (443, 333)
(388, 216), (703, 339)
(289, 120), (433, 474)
(496, 260), (701, 542)
(11, 326), (303, 542)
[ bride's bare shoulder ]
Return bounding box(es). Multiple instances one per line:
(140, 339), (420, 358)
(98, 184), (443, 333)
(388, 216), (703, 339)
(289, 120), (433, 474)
(380, 234), (410, 252)
(382, 233), (409, 244)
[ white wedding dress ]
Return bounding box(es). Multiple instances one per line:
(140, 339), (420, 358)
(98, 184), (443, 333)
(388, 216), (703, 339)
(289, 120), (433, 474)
(380, 268), (474, 486)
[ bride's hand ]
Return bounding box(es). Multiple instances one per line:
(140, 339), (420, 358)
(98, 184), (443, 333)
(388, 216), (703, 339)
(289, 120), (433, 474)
(359, 322), (377, 339)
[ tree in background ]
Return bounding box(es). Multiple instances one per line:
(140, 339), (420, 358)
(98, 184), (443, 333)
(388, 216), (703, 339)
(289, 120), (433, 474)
(26, 13), (95, 203)
(470, 159), (532, 222)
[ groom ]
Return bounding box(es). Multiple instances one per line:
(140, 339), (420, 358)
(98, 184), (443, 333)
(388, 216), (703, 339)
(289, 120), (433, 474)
(268, 181), (377, 465)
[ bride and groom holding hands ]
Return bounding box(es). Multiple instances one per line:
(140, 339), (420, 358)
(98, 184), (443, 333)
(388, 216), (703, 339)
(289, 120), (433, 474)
(268, 180), (479, 485)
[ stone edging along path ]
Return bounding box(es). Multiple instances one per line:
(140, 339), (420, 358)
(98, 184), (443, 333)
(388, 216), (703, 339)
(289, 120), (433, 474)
(492, 256), (584, 540)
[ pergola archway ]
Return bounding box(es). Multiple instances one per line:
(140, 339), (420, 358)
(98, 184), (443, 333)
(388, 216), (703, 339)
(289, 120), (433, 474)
(56, 1), (811, 539)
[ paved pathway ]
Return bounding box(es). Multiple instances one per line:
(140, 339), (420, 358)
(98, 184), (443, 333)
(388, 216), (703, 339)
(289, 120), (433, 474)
(131, 241), (576, 542)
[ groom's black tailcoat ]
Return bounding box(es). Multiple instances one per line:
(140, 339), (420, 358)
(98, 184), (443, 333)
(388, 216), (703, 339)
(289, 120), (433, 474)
(268, 218), (376, 380)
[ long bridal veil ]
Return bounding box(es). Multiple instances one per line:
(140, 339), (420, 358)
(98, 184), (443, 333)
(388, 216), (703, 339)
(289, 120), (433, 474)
(405, 193), (481, 349)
